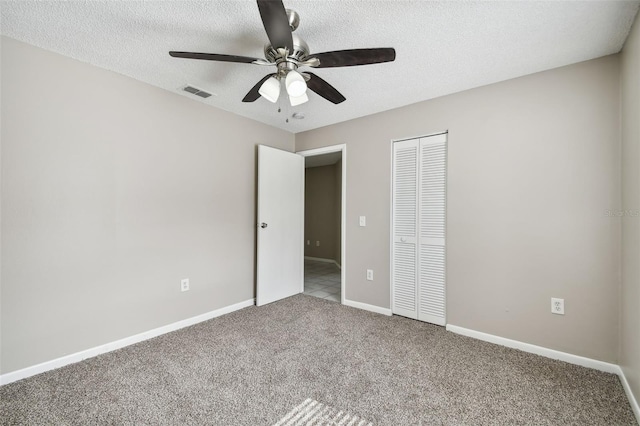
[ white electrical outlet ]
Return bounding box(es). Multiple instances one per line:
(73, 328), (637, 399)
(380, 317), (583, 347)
(366, 269), (374, 281)
(551, 298), (564, 315)
(181, 278), (190, 292)
(316, 241), (320, 246)
(359, 216), (366, 227)
(306, 240), (310, 245)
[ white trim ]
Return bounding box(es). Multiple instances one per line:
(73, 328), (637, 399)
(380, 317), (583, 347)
(297, 144), (346, 305)
(304, 256), (335, 263)
(304, 256), (342, 269)
(446, 324), (618, 373)
(617, 365), (640, 424)
(389, 139), (394, 317)
(446, 325), (640, 422)
(340, 147), (346, 304)
(392, 130), (449, 144)
(296, 144), (345, 158)
(300, 154), (306, 295)
(0, 298), (255, 386)
(304, 256), (342, 270)
(343, 298), (392, 316)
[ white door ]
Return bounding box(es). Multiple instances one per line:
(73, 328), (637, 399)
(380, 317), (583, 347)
(256, 145), (304, 306)
(392, 134), (447, 326)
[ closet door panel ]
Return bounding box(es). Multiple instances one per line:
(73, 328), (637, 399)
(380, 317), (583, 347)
(419, 244), (446, 325)
(393, 242), (417, 316)
(418, 135), (447, 325)
(392, 139), (418, 319)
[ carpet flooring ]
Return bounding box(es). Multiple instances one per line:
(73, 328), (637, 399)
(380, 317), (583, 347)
(0, 295), (636, 425)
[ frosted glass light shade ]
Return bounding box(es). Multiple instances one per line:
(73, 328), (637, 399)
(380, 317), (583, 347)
(285, 70), (307, 97)
(258, 76), (280, 103)
(289, 92), (309, 106)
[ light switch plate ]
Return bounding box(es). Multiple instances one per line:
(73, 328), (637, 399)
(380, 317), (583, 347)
(359, 216), (366, 227)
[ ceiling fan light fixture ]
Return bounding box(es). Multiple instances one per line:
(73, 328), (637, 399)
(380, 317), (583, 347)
(258, 76), (281, 103)
(289, 92), (309, 106)
(170, 1), (397, 107)
(285, 70), (307, 97)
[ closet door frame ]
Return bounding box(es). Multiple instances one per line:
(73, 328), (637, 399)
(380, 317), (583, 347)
(390, 131), (448, 326)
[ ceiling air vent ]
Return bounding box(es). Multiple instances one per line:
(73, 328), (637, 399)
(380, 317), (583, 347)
(182, 85), (214, 99)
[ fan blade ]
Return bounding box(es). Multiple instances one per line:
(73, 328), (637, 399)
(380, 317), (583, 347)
(306, 73), (346, 104)
(169, 51), (262, 64)
(242, 74), (274, 102)
(311, 48), (396, 68)
(257, 0), (293, 51)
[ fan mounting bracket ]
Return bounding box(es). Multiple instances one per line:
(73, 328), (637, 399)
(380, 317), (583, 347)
(285, 9), (300, 32)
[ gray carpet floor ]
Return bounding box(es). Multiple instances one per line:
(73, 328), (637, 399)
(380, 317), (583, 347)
(1, 294), (636, 425)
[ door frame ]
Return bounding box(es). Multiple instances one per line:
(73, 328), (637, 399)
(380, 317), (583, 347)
(296, 144), (347, 304)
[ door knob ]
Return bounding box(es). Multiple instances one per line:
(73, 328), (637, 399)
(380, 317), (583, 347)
(261, 223), (268, 229)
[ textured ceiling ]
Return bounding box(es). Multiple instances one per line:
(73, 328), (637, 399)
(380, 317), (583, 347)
(1, 1), (638, 133)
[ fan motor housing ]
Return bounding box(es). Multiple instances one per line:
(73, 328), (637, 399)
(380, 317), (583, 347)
(264, 34), (310, 64)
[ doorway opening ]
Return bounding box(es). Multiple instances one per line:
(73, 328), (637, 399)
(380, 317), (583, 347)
(297, 145), (346, 304)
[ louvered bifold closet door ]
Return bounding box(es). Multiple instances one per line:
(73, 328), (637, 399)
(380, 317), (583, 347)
(392, 139), (419, 319)
(418, 134), (447, 325)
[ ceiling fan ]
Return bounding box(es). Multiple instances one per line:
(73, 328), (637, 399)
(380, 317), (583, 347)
(169, 0), (396, 106)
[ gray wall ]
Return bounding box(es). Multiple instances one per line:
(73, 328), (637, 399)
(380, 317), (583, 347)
(0, 37), (294, 374)
(304, 165), (337, 260)
(296, 55), (622, 363)
(621, 12), (640, 410)
(1, 33), (634, 381)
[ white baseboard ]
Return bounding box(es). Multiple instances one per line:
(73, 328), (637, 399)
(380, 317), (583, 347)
(447, 324), (640, 424)
(305, 256), (336, 263)
(343, 298), (392, 316)
(617, 365), (640, 424)
(446, 324), (639, 423)
(0, 298), (255, 386)
(304, 256), (341, 270)
(445, 324), (619, 373)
